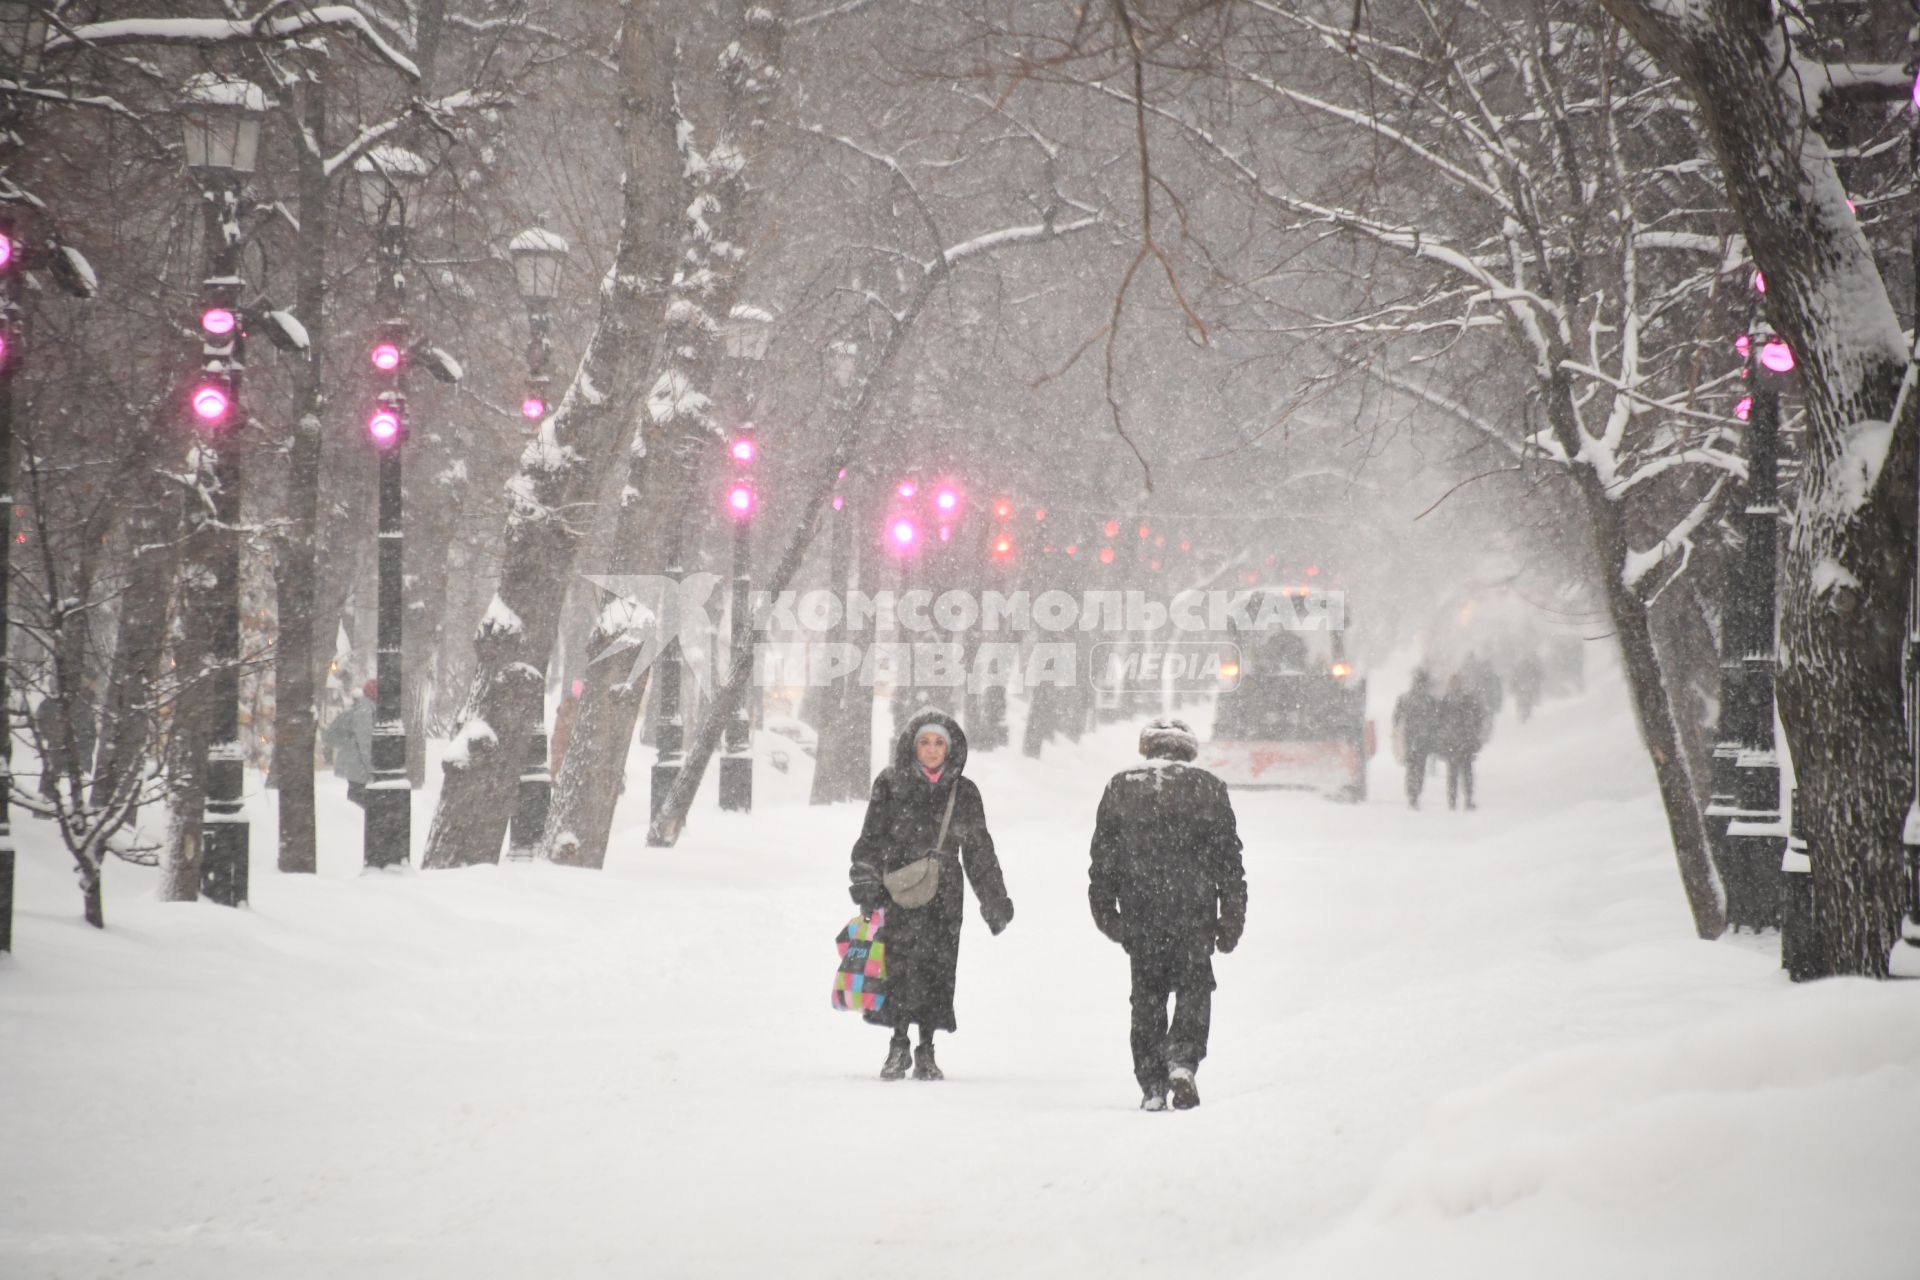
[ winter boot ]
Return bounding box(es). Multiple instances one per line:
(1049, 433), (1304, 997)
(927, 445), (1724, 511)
(1168, 1065), (1201, 1111)
(880, 1037), (912, 1081)
(1140, 1091), (1168, 1112)
(912, 1042), (944, 1081)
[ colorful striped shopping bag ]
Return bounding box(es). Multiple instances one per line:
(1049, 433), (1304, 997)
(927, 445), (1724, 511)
(831, 909), (887, 1014)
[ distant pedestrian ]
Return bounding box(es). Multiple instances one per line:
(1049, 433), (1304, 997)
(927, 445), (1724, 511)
(1436, 673), (1487, 810)
(34, 692), (96, 805)
(325, 678), (377, 808)
(1392, 668), (1440, 809)
(550, 678), (586, 776)
(1088, 718), (1247, 1112)
(1512, 651), (1544, 724)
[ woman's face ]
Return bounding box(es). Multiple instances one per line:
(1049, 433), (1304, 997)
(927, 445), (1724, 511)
(916, 732), (948, 770)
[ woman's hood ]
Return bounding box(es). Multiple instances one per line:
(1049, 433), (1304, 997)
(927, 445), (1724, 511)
(892, 707), (969, 778)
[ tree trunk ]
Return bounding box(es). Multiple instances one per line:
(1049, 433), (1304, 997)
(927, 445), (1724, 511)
(421, 4), (683, 870)
(273, 76), (331, 876)
(92, 472), (181, 813)
(1601, 0), (1915, 972)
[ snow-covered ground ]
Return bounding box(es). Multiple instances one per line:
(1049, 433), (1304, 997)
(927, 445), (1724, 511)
(3, 667), (1916, 1279)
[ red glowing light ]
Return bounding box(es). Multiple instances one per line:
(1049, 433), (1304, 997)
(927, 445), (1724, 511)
(992, 499), (1012, 520)
(190, 384), (231, 423)
(1099, 546), (1114, 565)
(1735, 396), (1752, 421)
(201, 306), (238, 337)
(1150, 559), (1161, 571)
(368, 407), (401, 442)
(1104, 520), (1119, 538)
(993, 536), (1013, 557)
(1154, 535), (1165, 547)
(1244, 571), (1259, 584)
(731, 438), (756, 464)
(727, 483), (755, 517)
(520, 397), (546, 421)
(1033, 508), (1047, 522)
(1065, 544), (1078, 556)
(1179, 540), (1190, 552)
(1137, 525), (1150, 539)
(1306, 565), (1320, 577)
(371, 342), (402, 372)
(1760, 339), (1794, 373)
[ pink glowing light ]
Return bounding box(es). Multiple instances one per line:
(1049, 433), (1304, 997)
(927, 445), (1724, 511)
(1760, 339), (1794, 373)
(520, 396), (546, 421)
(1751, 270), (1766, 294)
(368, 407), (401, 442)
(1735, 396), (1752, 421)
(730, 438), (756, 464)
(831, 495), (844, 511)
(201, 306), (238, 337)
(0, 233), (14, 270)
(371, 341), (402, 372)
(938, 525), (952, 542)
(190, 384), (230, 423)
(896, 480), (917, 499)
(726, 483), (755, 517)
(935, 487), (959, 513)
(892, 518), (917, 547)
(1099, 546), (1114, 565)
(1734, 335), (1750, 358)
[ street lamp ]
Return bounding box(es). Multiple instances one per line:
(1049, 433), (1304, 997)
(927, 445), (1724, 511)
(355, 145), (425, 871)
(506, 221), (569, 858)
(180, 73), (265, 908)
(716, 304), (771, 815)
(1705, 299), (1787, 938)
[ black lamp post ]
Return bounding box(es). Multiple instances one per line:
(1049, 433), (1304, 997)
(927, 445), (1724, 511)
(355, 146), (425, 870)
(717, 311), (769, 813)
(0, 0), (47, 951)
(1707, 321), (1787, 934)
(182, 72), (264, 907)
(1897, 66), (1920, 977)
(506, 222), (568, 857)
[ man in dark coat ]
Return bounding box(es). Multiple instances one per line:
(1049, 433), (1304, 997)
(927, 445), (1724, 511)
(1088, 718), (1247, 1112)
(1392, 668), (1439, 809)
(849, 709), (1014, 1081)
(1436, 672), (1488, 810)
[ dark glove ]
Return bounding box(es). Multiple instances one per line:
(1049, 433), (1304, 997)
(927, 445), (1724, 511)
(983, 897), (1014, 936)
(1215, 922), (1241, 954)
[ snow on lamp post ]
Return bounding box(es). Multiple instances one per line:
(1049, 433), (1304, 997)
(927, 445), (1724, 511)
(354, 145), (426, 871)
(505, 222), (570, 858)
(180, 73), (265, 908)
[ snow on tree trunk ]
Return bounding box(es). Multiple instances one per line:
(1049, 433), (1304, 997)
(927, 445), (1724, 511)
(1601, 0), (1915, 974)
(420, 5), (684, 871)
(537, 0), (790, 869)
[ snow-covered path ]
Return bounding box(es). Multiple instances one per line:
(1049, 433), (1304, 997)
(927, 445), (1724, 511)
(3, 673), (1916, 1278)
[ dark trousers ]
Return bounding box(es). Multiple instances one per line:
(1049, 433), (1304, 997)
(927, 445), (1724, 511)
(1445, 754), (1475, 808)
(346, 781), (369, 810)
(1404, 751), (1429, 807)
(1128, 939), (1215, 1093)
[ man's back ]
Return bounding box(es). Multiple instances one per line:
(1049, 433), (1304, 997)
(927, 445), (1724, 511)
(1089, 759), (1246, 944)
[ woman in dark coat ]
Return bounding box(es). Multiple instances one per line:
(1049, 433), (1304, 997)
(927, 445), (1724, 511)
(849, 708), (1014, 1081)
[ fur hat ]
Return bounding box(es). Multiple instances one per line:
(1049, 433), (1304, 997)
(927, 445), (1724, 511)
(1139, 717), (1198, 762)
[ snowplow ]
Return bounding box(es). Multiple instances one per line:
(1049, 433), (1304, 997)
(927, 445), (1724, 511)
(1201, 588), (1375, 800)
